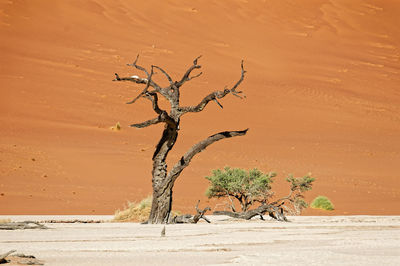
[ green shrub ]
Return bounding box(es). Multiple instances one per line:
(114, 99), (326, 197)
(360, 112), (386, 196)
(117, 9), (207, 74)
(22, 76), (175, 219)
(205, 167), (276, 212)
(205, 166), (315, 214)
(310, 196), (334, 211)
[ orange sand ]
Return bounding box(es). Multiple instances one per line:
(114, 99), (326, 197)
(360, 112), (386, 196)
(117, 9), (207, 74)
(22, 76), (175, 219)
(0, 0), (399, 215)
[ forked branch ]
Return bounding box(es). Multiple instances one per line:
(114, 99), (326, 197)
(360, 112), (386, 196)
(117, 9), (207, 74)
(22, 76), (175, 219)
(153, 65), (174, 86)
(128, 54), (150, 77)
(180, 60), (246, 114)
(114, 55), (167, 104)
(175, 55), (203, 88)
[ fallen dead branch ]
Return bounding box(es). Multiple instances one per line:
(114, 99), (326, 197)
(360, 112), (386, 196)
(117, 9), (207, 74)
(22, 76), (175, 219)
(169, 200), (211, 224)
(0, 250), (16, 263)
(0, 221), (48, 230)
(0, 250), (44, 265)
(41, 219), (102, 224)
(214, 203), (288, 222)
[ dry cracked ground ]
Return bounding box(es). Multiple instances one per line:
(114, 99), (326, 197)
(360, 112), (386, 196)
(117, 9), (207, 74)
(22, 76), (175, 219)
(0, 215), (399, 265)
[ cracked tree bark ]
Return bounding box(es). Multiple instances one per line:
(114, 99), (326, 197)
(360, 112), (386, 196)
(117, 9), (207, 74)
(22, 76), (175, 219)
(114, 56), (248, 224)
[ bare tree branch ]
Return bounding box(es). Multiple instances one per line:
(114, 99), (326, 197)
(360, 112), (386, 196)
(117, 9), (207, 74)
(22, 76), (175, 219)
(269, 191), (294, 206)
(127, 54), (150, 77)
(175, 55), (202, 88)
(213, 98), (224, 109)
(130, 110), (175, 128)
(130, 117), (162, 128)
(114, 55), (172, 105)
(230, 60), (246, 98)
(113, 73), (148, 83)
(153, 65), (174, 86)
(124, 66), (155, 104)
(186, 71), (203, 81)
(166, 129), (249, 185)
(179, 61), (246, 114)
(144, 91), (163, 114)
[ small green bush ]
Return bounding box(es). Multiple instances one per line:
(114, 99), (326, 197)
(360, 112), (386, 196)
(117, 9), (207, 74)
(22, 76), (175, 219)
(205, 166), (315, 214)
(310, 196), (334, 211)
(205, 167), (276, 212)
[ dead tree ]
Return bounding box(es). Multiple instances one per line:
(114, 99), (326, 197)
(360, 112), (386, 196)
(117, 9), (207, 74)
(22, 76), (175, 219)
(114, 55), (247, 224)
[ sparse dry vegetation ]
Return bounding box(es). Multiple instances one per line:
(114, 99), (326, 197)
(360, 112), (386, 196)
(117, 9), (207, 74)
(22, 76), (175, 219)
(113, 196), (152, 222)
(110, 122), (121, 131)
(114, 196), (182, 222)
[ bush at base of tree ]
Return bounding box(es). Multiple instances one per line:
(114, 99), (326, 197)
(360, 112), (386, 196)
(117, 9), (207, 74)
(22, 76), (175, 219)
(310, 196), (334, 211)
(206, 167), (276, 212)
(205, 166), (315, 217)
(114, 196), (182, 222)
(113, 196), (152, 222)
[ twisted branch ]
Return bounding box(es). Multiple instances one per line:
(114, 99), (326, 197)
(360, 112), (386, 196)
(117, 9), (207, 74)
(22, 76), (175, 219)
(130, 117), (163, 128)
(166, 129), (249, 185)
(114, 55), (169, 105)
(180, 60), (246, 114)
(175, 55), (203, 88)
(131, 111), (174, 128)
(143, 91), (163, 114)
(153, 65), (174, 86)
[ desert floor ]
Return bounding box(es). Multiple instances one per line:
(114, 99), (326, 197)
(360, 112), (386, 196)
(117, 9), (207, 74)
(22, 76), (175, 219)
(1, 215), (400, 265)
(1, 1), (400, 215)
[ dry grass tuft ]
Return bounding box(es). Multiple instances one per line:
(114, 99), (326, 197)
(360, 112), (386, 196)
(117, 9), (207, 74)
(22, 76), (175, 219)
(113, 196), (182, 222)
(0, 218), (11, 223)
(110, 122), (121, 131)
(113, 196), (152, 222)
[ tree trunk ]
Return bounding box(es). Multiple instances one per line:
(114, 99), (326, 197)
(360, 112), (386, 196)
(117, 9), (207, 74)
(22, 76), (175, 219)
(148, 125), (178, 224)
(148, 185), (173, 224)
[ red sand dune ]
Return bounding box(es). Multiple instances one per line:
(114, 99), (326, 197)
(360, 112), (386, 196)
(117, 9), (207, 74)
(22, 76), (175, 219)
(0, 0), (399, 215)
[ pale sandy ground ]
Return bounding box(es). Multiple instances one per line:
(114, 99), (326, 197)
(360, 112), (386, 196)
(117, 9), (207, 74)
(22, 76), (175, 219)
(1, 215), (400, 265)
(1, 0), (400, 215)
